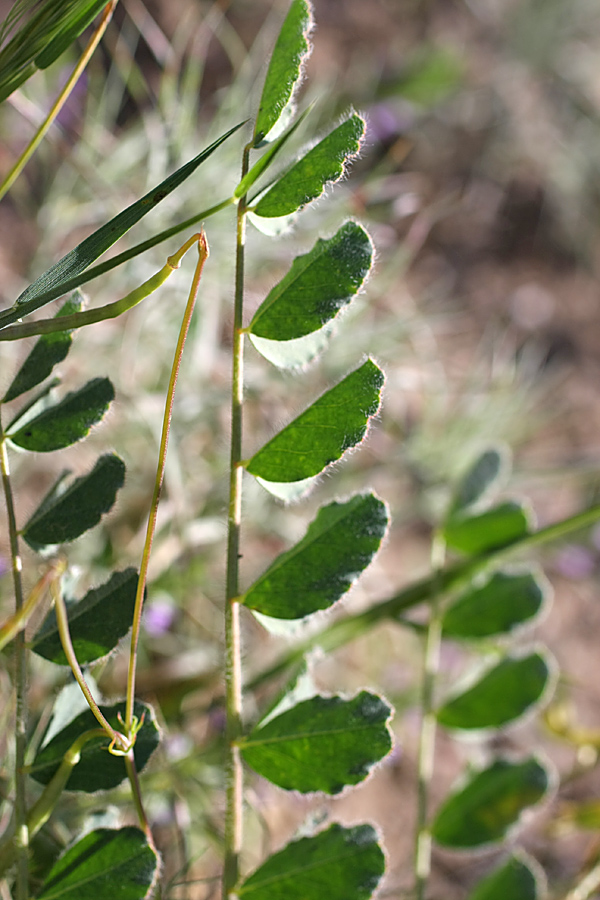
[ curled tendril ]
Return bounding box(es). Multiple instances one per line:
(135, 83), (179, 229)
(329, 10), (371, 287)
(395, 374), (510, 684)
(107, 712), (146, 757)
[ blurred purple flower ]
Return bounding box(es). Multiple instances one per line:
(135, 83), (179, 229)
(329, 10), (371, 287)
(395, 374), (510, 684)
(366, 101), (415, 144)
(554, 544), (595, 580)
(0, 556), (7, 578)
(143, 600), (175, 636)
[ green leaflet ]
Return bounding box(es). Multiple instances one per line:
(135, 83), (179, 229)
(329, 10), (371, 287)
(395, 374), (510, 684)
(31, 568), (139, 666)
(22, 453), (125, 549)
(249, 221), (373, 341)
(0, 122), (243, 328)
(36, 827), (159, 900)
(31, 701), (159, 793)
(253, 0), (313, 146)
(442, 570), (548, 639)
(449, 446), (509, 518)
(2, 294), (81, 403)
(238, 823), (385, 900)
(241, 493), (388, 619)
(252, 114), (365, 218)
(467, 853), (541, 900)
(246, 358), (384, 483)
(436, 651), (552, 730)
(431, 757), (551, 848)
(236, 109), (310, 199)
(443, 501), (532, 555)
(240, 691), (392, 794)
(8, 377), (114, 452)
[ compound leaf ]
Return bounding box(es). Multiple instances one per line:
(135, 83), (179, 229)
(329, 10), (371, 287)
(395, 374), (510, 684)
(241, 493), (388, 619)
(252, 114), (365, 218)
(467, 853), (541, 900)
(9, 377), (114, 452)
(432, 757), (551, 848)
(249, 221), (373, 341)
(238, 822), (385, 900)
(36, 827), (158, 900)
(31, 701), (159, 793)
(443, 501), (532, 555)
(442, 570), (547, 639)
(240, 691), (392, 794)
(246, 358), (384, 482)
(31, 568), (139, 665)
(22, 453), (125, 549)
(436, 651), (552, 730)
(253, 0), (313, 145)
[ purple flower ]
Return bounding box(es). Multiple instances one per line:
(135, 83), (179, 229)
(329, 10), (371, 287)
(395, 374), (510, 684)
(143, 600), (175, 636)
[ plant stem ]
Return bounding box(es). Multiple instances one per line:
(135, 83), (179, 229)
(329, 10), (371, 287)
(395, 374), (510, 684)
(125, 232), (209, 733)
(0, 413), (28, 900)
(0, 560), (62, 651)
(0, 0), (118, 203)
(223, 145), (250, 900)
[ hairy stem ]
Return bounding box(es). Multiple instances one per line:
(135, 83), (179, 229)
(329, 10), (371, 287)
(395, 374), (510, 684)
(0, 413), (28, 899)
(0, 0), (119, 202)
(223, 146), (250, 900)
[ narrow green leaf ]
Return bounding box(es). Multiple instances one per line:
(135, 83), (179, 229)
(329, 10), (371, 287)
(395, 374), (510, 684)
(31, 701), (159, 792)
(253, 0), (313, 145)
(436, 651), (553, 730)
(240, 691), (392, 794)
(9, 377), (114, 452)
(431, 757), (551, 848)
(238, 822), (385, 900)
(242, 493), (388, 619)
(249, 222), (373, 341)
(0, 123), (243, 328)
(450, 446), (509, 517)
(443, 501), (532, 555)
(31, 568), (139, 665)
(467, 853), (541, 900)
(2, 294), (81, 403)
(36, 827), (159, 900)
(246, 358), (384, 482)
(252, 114), (365, 218)
(34, 0), (108, 70)
(236, 109), (310, 199)
(22, 453), (125, 548)
(442, 570), (548, 639)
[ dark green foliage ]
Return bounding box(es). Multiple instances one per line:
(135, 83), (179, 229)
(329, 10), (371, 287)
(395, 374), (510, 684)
(444, 501), (532, 555)
(467, 854), (540, 900)
(442, 570), (547, 638)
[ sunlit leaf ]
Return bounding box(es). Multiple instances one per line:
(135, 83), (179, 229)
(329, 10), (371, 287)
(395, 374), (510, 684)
(252, 114), (365, 218)
(443, 501), (532, 555)
(449, 446), (509, 518)
(442, 570), (548, 639)
(246, 359), (384, 482)
(238, 823), (385, 900)
(240, 691), (392, 794)
(237, 109), (310, 198)
(36, 827), (159, 900)
(2, 294), (81, 403)
(31, 701), (159, 793)
(22, 454), (125, 548)
(467, 853), (542, 900)
(241, 493), (388, 619)
(9, 377), (114, 452)
(253, 0), (313, 146)
(249, 222), (373, 341)
(31, 569), (139, 665)
(432, 757), (551, 848)
(436, 651), (553, 730)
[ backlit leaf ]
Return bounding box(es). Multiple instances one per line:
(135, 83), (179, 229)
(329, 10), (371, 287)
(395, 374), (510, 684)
(31, 701), (159, 792)
(252, 114), (365, 218)
(2, 294), (81, 403)
(9, 377), (114, 452)
(432, 757), (551, 848)
(436, 651), (552, 730)
(31, 568), (139, 665)
(249, 221), (373, 341)
(253, 0), (313, 146)
(36, 827), (158, 900)
(442, 570), (548, 639)
(241, 493), (388, 619)
(240, 691), (392, 794)
(22, 454), (125, 548)
(443, 501), (532, 555)
(246, 358), (384, 482)
(250, 326), (333, 369)
(238, 823), (385, 900)
(467, 853), (541, 900)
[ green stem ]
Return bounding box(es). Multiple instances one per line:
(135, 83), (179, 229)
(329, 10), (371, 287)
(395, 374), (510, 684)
(0, 1), (118, 203)
(0, 412), (28, 900)
(223, 143), (250, 900)
(125, 232), (209, 732)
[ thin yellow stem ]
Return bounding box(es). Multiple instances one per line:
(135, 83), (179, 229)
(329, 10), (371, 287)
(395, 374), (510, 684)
(0, 559), (64, 651)
(0, 1), (119, 203)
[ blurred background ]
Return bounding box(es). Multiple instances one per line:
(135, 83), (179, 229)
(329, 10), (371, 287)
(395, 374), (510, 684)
(3, 0), (600, 897)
